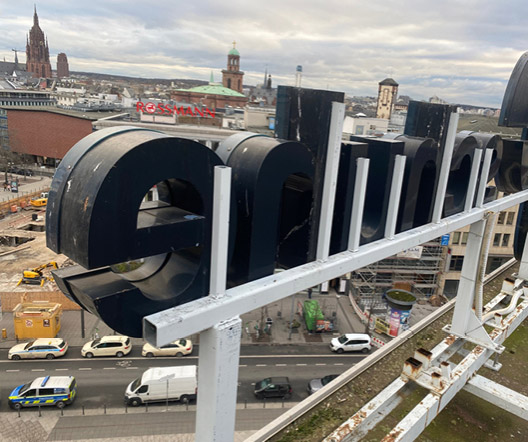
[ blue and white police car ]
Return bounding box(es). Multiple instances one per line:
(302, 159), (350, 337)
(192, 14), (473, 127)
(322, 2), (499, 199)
(9, 375), (77, 409)
(8, 338), (68, 360)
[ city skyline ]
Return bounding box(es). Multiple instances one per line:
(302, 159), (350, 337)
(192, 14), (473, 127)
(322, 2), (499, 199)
(1, 1), (527, 108)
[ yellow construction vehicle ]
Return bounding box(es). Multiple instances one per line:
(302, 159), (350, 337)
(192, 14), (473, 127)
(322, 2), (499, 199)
(17, 262), (58, 287)
(30, 197), (48, 207)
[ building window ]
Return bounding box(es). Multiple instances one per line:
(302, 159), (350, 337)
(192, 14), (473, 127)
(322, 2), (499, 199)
(452, 232), (461, 245)
(507, 212), (515, 225)
(355, 125), (364, 135)
(502, 234), (510, 247)
(444, 279), (459, 298)
(497, 212), (506, 224)
(493, 233), (501, 247)
(449, 255), (464, 271)
(461, 232), (469, 245)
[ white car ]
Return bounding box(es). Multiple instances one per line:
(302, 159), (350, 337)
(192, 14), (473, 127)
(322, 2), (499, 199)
(142, 339), (193, 357)
(329, 333), (371, 354)
(81, 335), (131, 358)
(8, 338), (68, 360)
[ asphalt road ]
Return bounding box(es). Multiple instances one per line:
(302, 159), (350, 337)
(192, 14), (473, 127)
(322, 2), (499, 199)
(0, 346), (367, 413)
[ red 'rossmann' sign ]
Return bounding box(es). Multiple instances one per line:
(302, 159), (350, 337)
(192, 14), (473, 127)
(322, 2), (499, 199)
(136, 101), (216, 118)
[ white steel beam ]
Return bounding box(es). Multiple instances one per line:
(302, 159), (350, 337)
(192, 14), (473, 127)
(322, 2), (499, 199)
(464, 374), (528, 421)
(383, 297), (528, 442)
(209, 166), (231, 296)
(476, 148), (494, 208)
(195, 316), (242, 442)
(432, 112), (459, 223)
(464, 148), (483, 212)
(384, 155), (406, 239)
(316, 101), (346, 261)
(348, 158), (369, 252)
(144, 188), (528, 347)
(323, 378), (410, 442)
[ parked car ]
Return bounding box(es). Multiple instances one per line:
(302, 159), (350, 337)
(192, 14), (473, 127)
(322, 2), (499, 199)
(8, 375), (77, 410)
(142, 339), (193, 357)
(125, 366), (197, 406)
(254, 377), (292, 399)
(329, 333), (371, 354)
(307, 374), (339, 395)
(81, 335), (131, 358)
(8, 338), (68, 360)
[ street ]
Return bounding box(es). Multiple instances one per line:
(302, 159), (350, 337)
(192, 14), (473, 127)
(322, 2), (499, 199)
(0, 346), (366, 413)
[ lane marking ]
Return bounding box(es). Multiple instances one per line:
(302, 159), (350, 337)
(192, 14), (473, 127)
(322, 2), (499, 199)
(333, 363), (344, 366)
(239, 365), (247, 367)
(31, 369), (45, 372)
(315, 363), (327, 366)
(256, 364), (267, 367)
(6, 369), (19, 372)
(103, 367), (116, 370)
(275, 364), (287, 366)
(296, 364), (307, 366)
(55, 368), (68, 371)
(126, 367), (138, 370)
(78, 368), (91, 371)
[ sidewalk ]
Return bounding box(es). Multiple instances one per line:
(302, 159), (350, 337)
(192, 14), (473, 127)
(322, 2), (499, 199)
(0, 289), (367, 349)
(0, 174), (53, 204)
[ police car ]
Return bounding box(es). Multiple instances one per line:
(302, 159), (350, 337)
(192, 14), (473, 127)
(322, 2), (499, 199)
(8, 338), (68, 360)
(9, 375), (77, 410)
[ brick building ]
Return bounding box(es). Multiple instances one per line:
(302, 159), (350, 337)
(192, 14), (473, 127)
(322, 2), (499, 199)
(4, 108), (95, 164)
(26, 6), (52, 79)
(57, 53), (70, 78)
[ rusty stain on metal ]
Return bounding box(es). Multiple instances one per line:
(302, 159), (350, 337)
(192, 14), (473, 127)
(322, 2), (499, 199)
(444, 335), (456, 345)
(381, 427), (402, 441)
(83, 196), (89, 212)
(403, 357), (423, 378)
(416, 348), (433, 359)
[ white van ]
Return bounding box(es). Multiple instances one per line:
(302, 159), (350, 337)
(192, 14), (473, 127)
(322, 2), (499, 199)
(125, 366), (197, 406)
(329, 333), (371, 354)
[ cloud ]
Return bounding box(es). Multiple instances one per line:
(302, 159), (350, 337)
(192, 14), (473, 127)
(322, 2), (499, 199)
(1, 0), (527, 107)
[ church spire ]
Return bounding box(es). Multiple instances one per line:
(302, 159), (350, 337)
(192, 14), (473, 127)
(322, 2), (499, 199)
(34, 4), (39, 26)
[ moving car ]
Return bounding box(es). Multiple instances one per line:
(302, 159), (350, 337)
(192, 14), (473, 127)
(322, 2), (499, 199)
(81, 335), (131, 358)
(307, 374), (339, 395)
(254, 377), (292, 399)
(9, 375), (77, 410)
(8, 338), (68, 360)
(125, 366), (197, 406)
(142, 339), (193, 357)
(329, 333), (371, 354)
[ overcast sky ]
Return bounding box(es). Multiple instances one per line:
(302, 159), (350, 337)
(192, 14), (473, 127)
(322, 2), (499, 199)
(1, 1), (527, 107)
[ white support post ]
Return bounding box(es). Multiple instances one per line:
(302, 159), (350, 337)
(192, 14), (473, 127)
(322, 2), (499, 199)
(195, 316), (242, 442)
(447, 218), (499, 351)
(195, 165), (241, 442)
(209, 166), (231, 296)
(348, 158), (369, 252)
(316, 101), (345, 261)
(464, 148), (483, 212)
(432, 112), (459, 223)
(476, 148), (494, 208)
(385, 155), (406, 239)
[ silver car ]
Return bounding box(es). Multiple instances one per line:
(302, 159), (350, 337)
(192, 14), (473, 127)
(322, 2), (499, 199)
(307, 374), (339, 395)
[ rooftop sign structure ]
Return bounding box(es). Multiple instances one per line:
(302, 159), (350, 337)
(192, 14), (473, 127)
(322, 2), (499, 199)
(47, 52), (528, 441)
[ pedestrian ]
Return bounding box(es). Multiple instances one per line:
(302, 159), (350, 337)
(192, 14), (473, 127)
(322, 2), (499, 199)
(7, 184), (10, 192)
(3, 182), (6, 191)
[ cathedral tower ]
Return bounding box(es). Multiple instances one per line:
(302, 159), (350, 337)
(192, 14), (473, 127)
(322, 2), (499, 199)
(222, 42), (244, 93)
(26, 6), (52, 78)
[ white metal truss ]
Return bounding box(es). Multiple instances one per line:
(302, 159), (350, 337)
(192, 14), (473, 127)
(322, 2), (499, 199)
(142, 103), (528, 442)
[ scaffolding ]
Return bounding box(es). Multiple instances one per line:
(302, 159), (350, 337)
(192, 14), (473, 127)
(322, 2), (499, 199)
(350, 238), (446, 311)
